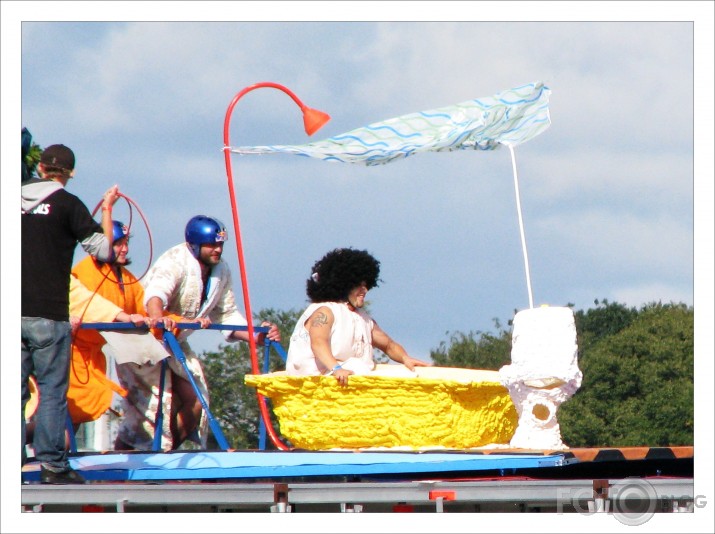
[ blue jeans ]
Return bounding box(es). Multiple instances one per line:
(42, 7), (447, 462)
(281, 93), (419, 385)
(21, 317), (72, 470)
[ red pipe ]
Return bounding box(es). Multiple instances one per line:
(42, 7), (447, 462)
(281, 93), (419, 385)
(222, 82), (317, 450)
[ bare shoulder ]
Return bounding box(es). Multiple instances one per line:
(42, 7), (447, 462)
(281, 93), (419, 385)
(307, 306), (334, 329)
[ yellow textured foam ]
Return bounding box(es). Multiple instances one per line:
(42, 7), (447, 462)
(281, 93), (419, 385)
(245, 372), (518, 450)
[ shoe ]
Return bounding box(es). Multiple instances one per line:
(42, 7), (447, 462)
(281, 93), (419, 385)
(40, 466), (86, 485)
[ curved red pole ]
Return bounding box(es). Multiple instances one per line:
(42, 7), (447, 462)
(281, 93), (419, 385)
(222, 82), (327, 450)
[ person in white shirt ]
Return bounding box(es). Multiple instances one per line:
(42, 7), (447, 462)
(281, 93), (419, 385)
(286, 247), (430, 386)
(115, 215), (280, 450)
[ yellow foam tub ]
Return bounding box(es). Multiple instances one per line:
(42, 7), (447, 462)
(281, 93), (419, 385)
(245, 364), (518, 450)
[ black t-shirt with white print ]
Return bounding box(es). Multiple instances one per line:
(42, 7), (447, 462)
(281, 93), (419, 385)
(22, 187), (102, 321)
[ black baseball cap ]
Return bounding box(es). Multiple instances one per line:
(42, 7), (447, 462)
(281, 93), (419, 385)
(40, 144), (76, 171)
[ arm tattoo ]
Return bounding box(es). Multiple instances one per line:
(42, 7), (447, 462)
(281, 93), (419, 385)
(310, 312), (329, 328)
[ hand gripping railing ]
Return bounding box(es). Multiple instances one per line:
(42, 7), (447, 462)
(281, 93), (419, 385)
(78, 322), (287, 451)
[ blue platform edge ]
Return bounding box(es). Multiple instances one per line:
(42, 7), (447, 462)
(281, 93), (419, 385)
(22, 451), (569, 482)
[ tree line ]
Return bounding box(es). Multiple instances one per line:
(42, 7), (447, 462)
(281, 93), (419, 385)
(200, 299), (694, 449)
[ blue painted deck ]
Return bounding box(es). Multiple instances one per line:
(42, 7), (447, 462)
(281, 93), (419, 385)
(22, 450), (568, 482)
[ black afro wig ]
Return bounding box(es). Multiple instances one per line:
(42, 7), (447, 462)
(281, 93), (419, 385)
(306, 247), (381, 303)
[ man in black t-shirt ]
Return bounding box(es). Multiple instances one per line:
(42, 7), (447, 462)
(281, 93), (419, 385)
(21, 144), (120, 484)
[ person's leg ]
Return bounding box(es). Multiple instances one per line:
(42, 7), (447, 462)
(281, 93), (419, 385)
(20, 321), (34, 465)
(167, 343), (210, 448)
(114, 361), (173, 450)
(25, 421), (36, 444)
(169, 373), (200, 449)
(23, 317), (73, 471)
(112, 435), (134, 450)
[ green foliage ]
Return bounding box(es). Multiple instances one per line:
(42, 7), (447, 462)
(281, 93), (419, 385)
(201, 343), (260, 449)
(560, 301), (694, 447)
(573, 298), (639, 355)
(25, 143), (42, 174)
(22, 128), (42, 182)
(429, 318), (512, 370)
(254, 307), (303, 347)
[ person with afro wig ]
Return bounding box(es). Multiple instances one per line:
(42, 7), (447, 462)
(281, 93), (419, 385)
(286, 247), (430, 386)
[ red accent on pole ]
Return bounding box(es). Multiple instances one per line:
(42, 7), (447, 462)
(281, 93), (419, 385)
(428, 490), (456, 501)
(303, 107), (331, 136)
(222, 82), (329, 450)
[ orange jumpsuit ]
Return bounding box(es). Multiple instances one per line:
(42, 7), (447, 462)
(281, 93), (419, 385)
(67, 256), (146, 423)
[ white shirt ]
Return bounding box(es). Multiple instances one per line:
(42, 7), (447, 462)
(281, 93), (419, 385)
(286, 302), (376, 375)
(142, 242), (247, 342)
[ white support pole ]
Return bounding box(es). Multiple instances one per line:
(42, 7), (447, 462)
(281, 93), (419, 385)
(506, 144), (534, 309)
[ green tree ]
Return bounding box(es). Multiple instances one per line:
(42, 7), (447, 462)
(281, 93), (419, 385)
(560, 302), (694, 447)
(22, 127), (42, 182)
(429, 318), (512, 370)
(201, 342), (261, 449)
(573, 298), (639, 354)
(201, 308), (301, 449)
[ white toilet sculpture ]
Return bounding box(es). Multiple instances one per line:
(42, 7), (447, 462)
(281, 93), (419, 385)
(499, 305), (583, 450)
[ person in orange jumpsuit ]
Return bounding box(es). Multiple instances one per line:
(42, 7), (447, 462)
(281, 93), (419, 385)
(24, 276), (133, 454)
(67, 221), (148, 430)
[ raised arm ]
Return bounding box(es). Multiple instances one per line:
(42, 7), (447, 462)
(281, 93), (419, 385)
(100, 185), (120, 244)
(371, 322), (432, 371)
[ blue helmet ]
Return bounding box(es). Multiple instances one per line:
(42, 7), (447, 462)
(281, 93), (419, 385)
(112, 220), (129, 242)
(104, 220), (129, 264)
(185, 215), (228, 258)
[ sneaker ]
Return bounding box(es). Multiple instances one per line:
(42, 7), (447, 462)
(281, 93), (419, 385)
(40, 466), (86, 485)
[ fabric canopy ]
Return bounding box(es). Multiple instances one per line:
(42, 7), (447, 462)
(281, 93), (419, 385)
(230, 82), (550, 166)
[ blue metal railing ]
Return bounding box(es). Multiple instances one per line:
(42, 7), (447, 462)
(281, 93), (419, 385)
(77, 322), (287, 451)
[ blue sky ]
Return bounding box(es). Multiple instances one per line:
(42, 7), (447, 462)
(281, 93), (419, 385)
(3, 2), (714, 531)
(9, 14), (709, 360)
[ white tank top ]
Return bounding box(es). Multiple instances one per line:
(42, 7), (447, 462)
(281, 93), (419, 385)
(286, 302), (376, 375)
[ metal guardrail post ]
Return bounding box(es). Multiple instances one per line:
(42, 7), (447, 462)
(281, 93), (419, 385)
(589, 479), (610, 512)
(429, 490), (456, 513)
(270, 483), (291, 512)
(151, 359), (168, 451)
